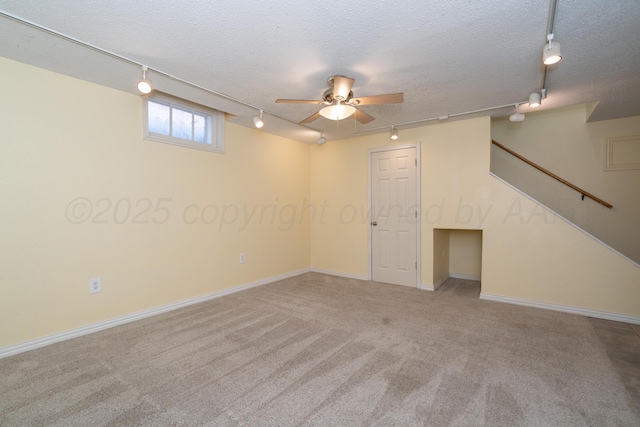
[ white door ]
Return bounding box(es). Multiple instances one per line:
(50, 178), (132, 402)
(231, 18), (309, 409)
(371, 147), (418, 287)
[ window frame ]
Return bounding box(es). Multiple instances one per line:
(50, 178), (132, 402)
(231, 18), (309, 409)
(143, 92), (225, 154)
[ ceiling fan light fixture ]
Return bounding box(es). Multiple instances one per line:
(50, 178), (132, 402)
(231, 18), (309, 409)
(390, 126), (399, 140)
(542, 34), (562, 65)
(319, 102), (356, 121)
(136, 65), (153, 94)
(529, 92), (541, 108)
(277, 75), (404, 125)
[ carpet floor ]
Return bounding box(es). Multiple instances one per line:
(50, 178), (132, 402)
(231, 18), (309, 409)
(1, 272), (638, 426)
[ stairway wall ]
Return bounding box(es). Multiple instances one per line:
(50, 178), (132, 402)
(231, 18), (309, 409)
(491, 105), (640, 265)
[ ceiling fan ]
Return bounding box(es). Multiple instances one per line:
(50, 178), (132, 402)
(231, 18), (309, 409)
(275, 75), (403, 124)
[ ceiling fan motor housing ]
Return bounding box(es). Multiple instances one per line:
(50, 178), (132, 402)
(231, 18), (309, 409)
(322, 88), (354, 104)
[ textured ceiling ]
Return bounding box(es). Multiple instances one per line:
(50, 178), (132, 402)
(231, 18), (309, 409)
(1, 1), (639, 144)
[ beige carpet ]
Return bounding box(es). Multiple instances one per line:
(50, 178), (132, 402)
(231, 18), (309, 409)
(1, 272), (638, 426)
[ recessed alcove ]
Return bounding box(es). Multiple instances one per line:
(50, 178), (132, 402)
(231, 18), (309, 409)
(433, 229), (483, 294)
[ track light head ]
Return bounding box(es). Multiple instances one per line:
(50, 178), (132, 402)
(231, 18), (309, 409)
(253, 109), (264, 128)
(390, 126), (399, 140)
(316, 132), (327, 145)
(542, 34), (562, 65)
(529, 92), (541, 108)
(509, 104), (525, 123)
(137, 66), (153, 94)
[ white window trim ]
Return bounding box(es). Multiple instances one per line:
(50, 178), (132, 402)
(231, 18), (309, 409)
(142, 92), (225, 154)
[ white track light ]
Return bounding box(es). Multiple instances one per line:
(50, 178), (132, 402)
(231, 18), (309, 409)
(253, 109), (264, 128)
(509, 104), (525, 122)
(316, 131), (327, 145)
(137, 65), (153, 94)
(390, 126), (399, 140)
(529, 92), (541, 108)
(542, 34), (562, 65)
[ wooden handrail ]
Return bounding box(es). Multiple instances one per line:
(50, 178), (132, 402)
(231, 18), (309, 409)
(491, 140), (613, 209)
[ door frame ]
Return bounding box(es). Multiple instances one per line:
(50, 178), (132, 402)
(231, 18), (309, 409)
(368, 142), (422, 288)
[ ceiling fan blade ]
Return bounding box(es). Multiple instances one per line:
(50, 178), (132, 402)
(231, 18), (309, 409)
(333, 75), (355, 100)
(354, 109), (375, 124)
(300, 111), (322, 123)
(351, 93), (404, 105)
(276, 99), (324, 104)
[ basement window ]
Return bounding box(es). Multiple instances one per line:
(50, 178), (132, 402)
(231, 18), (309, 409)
(143, 92), (224, 153)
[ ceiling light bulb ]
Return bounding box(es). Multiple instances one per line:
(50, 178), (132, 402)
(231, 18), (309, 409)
(253, 109), (264, 128)
(529, 92), (541, 108)
(319, 102), (356, 120)
(542, 35), (562, 65)
(317, 132), (327, 145)
(137, 66), (153, 94)
(509, 104), (525, 122)
(390, 126), (399, 140)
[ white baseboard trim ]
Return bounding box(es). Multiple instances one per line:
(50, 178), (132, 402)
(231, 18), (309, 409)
(449, 273), (481, 282)
(420, 273), (450, 291)
(480, 293), (640, 325)
(0, 269), (308, 359)
(434, 274), (450, 290)
(421, 273), (481, 292)
(307, 268), (369, 281)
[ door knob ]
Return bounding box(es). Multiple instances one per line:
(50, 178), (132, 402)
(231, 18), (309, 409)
(371, 221), (378, 226)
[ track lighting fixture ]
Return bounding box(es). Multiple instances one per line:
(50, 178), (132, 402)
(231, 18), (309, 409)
(509, 104), (525, 123)
(316, 131), (327, 146)
(542, 34), (562, 65)
(136, 65), (153, 94)
(390, 126), (399, 140)
(253, 109), (264, 128)
(529, 92), (541, 108)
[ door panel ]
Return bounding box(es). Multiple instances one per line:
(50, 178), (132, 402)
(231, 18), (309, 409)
(371, 147), (418, 287)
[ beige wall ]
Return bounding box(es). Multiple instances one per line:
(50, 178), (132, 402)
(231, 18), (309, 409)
(432, 228), (450, 285)
(2, 57), (640, 350)
(310, 116), (640, 316)
(449, 230), (482, 277)
(491, 105), (640, 263)
(0, 57), (310, 348)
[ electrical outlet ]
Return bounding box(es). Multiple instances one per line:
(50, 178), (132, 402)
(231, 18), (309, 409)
(240, 253), (246, 264)
(90, 277), (102, 294)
